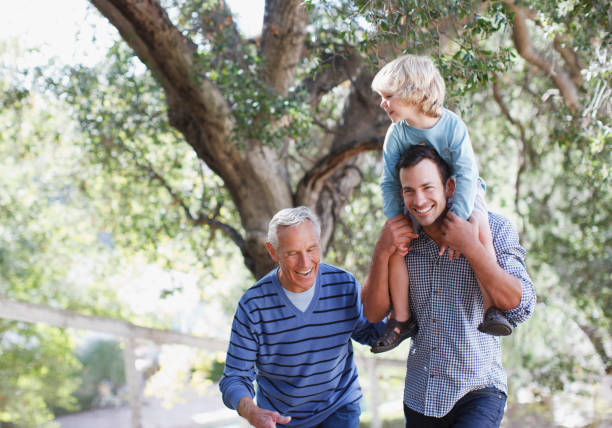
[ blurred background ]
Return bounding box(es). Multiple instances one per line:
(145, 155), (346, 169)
(0, 0), (610, 427)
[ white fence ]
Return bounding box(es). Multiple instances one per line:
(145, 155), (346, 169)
(0, 297), (403, 428)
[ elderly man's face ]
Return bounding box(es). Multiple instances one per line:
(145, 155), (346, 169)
(400, 158), (454, 228)
(266, 220), (321, 293)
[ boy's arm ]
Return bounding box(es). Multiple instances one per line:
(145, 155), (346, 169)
(381, 124), (406, 219)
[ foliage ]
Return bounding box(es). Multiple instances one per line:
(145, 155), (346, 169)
(46, 42), (241, 273)
(73, 338), (126, 410)
(0, 322), (81, 428)
(1, 1), (611, 425)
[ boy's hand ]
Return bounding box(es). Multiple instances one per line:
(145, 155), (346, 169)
(440, 211), (480, 258)
(380, 215), (418, 256)
(439, 244), (462, 260)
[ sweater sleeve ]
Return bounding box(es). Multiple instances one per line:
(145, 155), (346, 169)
(218, 301), (258, 410)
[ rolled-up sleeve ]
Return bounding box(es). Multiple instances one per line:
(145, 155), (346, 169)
(492, 217), (536, 327)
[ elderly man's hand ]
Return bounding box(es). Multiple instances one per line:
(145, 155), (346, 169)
(238, 397), (291, 428)
(378, 215), (419, 257)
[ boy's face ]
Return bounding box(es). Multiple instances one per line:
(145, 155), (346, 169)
(379, 91), (415, 124)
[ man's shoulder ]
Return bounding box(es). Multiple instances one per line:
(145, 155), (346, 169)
(487, 211), (519, 238)
(319, 263), (354, 279)
(239, 269), (278, 304)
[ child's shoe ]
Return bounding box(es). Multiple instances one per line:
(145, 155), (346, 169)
(370, 317), (418, 353)
(477, 307), (512, 336)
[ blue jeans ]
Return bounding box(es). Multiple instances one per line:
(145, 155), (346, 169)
(316, 400), (361, 428)
(404, 386), (506, 427)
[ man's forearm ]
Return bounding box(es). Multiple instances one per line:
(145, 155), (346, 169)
(362, 246), (392, 322)
(464, 243), (522, 310)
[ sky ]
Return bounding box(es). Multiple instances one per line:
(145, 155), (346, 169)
(0, 0), (265, 67)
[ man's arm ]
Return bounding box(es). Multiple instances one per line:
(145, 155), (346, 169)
(362, 215), (417, 322)
(441, 212), (524, 310)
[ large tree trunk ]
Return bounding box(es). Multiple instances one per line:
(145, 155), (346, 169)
(89, 0), (383, 278)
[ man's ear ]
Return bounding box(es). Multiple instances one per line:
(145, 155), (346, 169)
(265, 242), (278, 262)
(445, 177), (456, 198)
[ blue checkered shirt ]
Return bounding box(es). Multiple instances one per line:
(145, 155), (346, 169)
(403, 212), (536, 417)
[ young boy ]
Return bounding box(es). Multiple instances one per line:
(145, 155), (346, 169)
(369, 54), (511, 353)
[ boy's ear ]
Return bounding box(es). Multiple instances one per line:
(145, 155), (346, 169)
(445, 177), (456, 198)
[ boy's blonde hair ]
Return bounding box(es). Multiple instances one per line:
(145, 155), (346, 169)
(371, 55), (445, 118)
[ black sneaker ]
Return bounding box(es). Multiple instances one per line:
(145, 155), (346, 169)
(478, 307), (512, 336)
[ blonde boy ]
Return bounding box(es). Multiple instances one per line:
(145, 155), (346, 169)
(369, 54), (511, 353)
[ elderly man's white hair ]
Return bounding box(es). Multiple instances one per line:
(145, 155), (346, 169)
(267, 206), (321, 249)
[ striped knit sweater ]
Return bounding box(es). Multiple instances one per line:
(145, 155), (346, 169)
(219, 263), (385, 427)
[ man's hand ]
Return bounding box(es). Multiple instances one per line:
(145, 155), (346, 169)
(238, 396), (291, 428)
(441, 211), (480, 258)
(378, 215), (419, 257)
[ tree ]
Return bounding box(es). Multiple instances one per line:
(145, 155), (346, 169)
(73, 0), (610, 377)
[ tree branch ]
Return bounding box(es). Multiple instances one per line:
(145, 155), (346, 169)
(259, 0), (309, 95)
(294, 135), (383, 207)
(504, 1), (580, 111)
(302, 44), (363, 107)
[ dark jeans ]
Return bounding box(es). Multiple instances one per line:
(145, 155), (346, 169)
(316, 400), (361, 428)
(404, 386), (506, 428)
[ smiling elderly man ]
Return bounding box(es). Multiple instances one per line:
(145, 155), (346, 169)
(219, 206), (385, 428)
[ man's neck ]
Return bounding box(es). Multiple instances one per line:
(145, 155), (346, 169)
(422, 223), (444, 246)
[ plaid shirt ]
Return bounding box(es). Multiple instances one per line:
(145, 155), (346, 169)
(403, 212), (536, 417)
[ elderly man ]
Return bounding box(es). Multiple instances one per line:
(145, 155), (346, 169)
(219, 206), (384, 428)
(362, 145), (536, 427)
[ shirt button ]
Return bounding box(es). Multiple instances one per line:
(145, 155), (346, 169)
(430, 373), (435, 377)
(432, 346), (437, 351)
(432, 318), (436, 323)
(433, 290), (438, 295)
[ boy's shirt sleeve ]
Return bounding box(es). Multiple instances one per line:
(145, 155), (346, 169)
(381, 123), (406, 219)
(218, 301), (258, 410)
(447, 121), (479, 220)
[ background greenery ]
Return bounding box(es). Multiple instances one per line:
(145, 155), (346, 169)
(1, 0), (610, 427)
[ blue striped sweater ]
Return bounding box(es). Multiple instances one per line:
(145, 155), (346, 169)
(219, 263), (385, 427)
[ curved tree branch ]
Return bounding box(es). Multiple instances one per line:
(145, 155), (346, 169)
(302, 44), (363, 107)
(504, 1), (580, 111)
(294, 135), (384, 207)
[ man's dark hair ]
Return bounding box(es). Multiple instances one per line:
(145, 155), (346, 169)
(396, 144), (452, 184)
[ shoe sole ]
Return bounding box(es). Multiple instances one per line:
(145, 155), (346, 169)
(478, 323), (512, 336)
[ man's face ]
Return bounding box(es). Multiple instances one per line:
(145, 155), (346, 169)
(399, 158), (454, 228)
(266, 220), (321, 293)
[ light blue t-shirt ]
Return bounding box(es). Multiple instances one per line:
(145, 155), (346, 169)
(381, 108), (481, 220)
(282, 281), (316, 312)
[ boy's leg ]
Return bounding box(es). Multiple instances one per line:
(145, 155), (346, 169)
(371, 252), (417, 353)
(389, 252), (410, 322)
